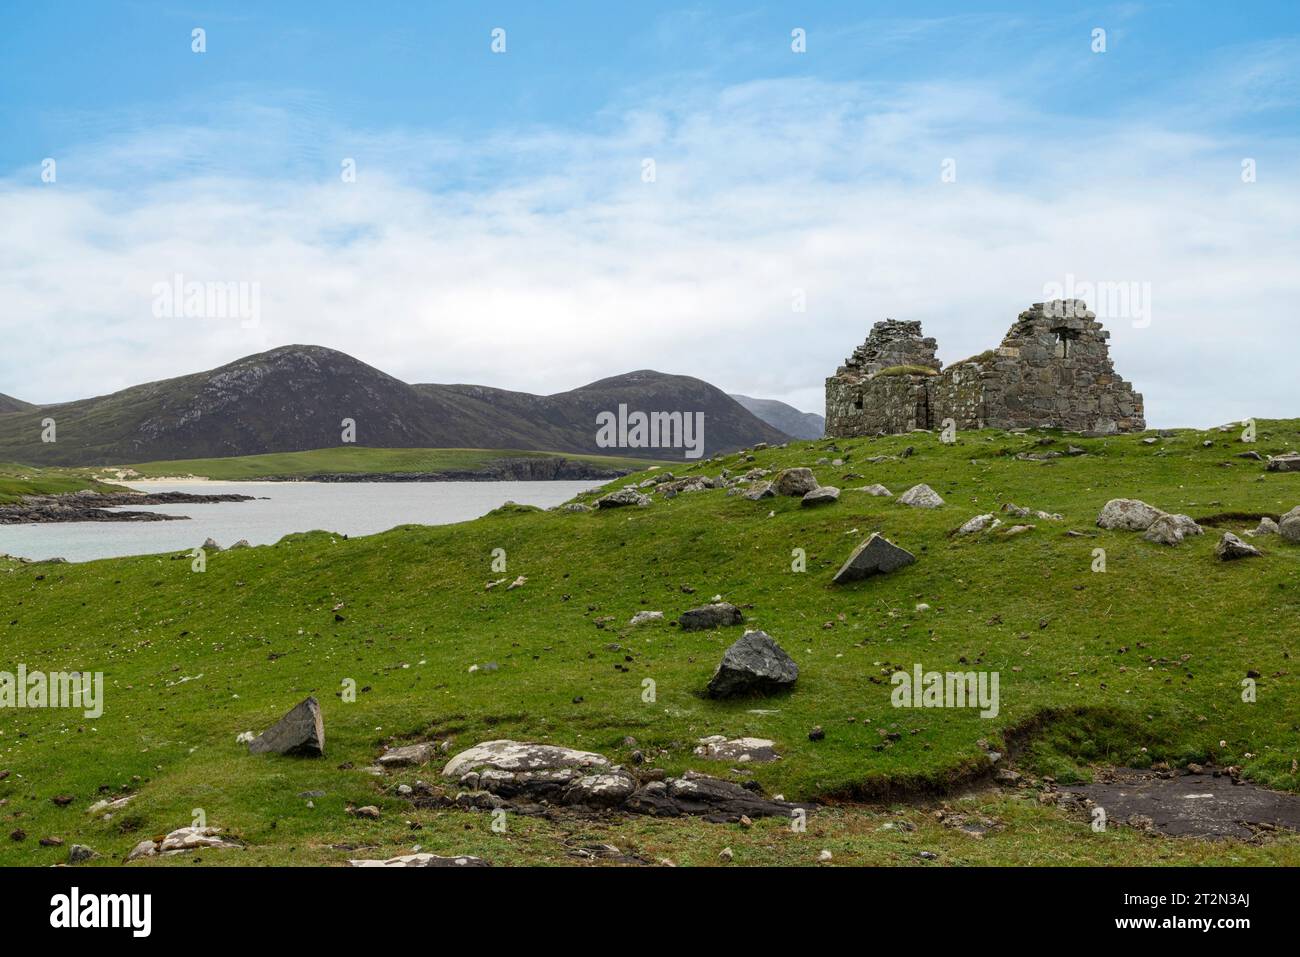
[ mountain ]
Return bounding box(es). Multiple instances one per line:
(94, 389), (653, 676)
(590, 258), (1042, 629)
(729, 394), (825, 440)
(0, 346), (788, 466)
(0, 394), (32, 414)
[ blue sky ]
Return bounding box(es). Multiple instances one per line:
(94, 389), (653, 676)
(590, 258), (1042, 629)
(1, 1), (1298, 424)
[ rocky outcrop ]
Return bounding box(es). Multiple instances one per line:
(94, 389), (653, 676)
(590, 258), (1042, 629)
(595, 488), (651, 509)
(127, 826), (242, 860)
(0, 490), (255, 525)
(346, 853), (490, 867)
(826, 300), (1144, 436)
(438, 740), (814, 824)
(706, 631), (798, 698)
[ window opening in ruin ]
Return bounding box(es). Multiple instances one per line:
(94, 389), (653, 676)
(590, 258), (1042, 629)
(854, 395), (863, 410)
(1052, 328), (1078, 358)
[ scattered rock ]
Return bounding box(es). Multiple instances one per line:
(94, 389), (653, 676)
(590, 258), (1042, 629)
(1141, 512), (1203, 546)
(832, 533), (916, 584)
(773, 468), (819, 496)
(1266, 453), (1300, 472)
(1280, 507), (1300, 543)
(347, 805), (381, 819)
(595, 488), (651, 508)
(706, 630), (799, 698)
(346, 853), (489, 867)
(801, 486), (840, 506)
(694, 735), (781, 763)
(955, 514), (997, 535)
(854, 483), (893, 496)
(68, 844), (98, 864)
(127, 826), (241, 860)
(1255, 517), (1279, 536)
(1096, 498), (1164, 531)
(1215, 532), (1261, 560)
(743, 481), (775, 500)
(679, 602), (743, 632)
(629, 610), (664, 626)
(377, 742), (437, 768)
(247, 696), (325, 757)
(898, 484), (944, 508)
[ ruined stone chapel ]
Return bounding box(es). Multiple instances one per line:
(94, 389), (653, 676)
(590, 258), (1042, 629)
(825, 300), (1145, 437)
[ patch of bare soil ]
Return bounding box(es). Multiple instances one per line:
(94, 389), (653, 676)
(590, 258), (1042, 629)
(1058, 767), (1300, 839)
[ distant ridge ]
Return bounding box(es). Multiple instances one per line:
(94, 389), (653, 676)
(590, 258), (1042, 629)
(0, 393), (32, 414)
(730, 394), (824, 440)
(0, 346), (789, 466)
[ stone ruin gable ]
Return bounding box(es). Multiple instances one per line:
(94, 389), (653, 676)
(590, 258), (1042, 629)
(824, 319), (940, 435)
(826, 301), (1145, 436)
(963, 300), (1146, 433)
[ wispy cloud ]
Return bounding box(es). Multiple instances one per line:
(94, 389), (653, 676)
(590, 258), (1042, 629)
(1, 68), (1296, 426)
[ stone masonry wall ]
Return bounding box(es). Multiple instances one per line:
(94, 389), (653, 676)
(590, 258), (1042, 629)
(825, 300), (1145, 436)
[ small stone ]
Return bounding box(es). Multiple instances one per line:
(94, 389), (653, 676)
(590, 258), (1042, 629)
(818, 849), (833, 863)
(808, 725), (825, 742)
(801, 486), (840, 506)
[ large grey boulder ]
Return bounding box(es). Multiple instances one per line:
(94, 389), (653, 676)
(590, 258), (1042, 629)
(1255, 517), (1279, 536)
(441, 740), (634, 809)
(743, 481), (775, 501)
(1266, 453), (1300, 472)
(898, 484), (944, 508)
(443, 740), (610, 778)
(773, 468), (819, 496)
(1141, 513), (1203, 546)
(1215, 532), (1261, 560)
(679, 602), (743, 631)
(596, 488), (651, 508)
(832, 533), (916, 584)
(801, 486), (840, 506)
(1097, 498), (1164, 531)
(1280, 506), (1300, 543)
(706, 630), (798, 698)
(247, 697), (324, 757)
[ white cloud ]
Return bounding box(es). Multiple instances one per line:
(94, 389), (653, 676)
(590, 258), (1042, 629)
(1, 76), (1297, 428)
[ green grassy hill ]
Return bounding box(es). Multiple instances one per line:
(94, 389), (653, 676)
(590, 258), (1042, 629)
(110, 446), (667, 481)
(1, 422), (1298, 866)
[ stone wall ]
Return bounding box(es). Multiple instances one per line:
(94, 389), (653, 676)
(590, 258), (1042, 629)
(825, 300), (1145, 437)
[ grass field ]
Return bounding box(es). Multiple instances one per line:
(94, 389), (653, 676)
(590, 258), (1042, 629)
(107, 446), (667, 481)
(0, 462), (122, 505)
(1, 422), (1298, 866)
